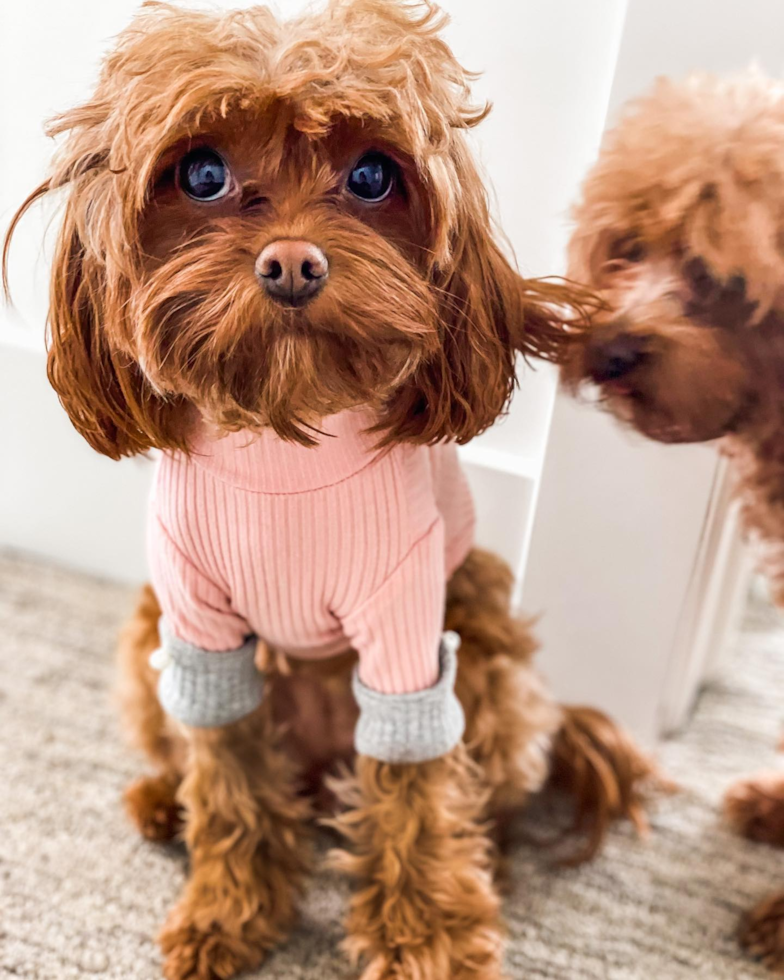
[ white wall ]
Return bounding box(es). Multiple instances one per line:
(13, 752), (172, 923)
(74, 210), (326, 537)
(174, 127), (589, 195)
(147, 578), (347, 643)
(608, 0), (784, 114)
(1, 0), (170, 581)
(0, 347), (154, 582)
(525, 0), (784, 743)
(0, 0), (628, 584)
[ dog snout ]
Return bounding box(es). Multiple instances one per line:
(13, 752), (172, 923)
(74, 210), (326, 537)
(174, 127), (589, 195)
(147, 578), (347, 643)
(586, 330), (648, 385)
(255, 239), (329, 307)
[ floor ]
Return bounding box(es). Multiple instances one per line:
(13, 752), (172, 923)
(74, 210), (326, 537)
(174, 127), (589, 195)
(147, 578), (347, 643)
(2, 550), (784, 979)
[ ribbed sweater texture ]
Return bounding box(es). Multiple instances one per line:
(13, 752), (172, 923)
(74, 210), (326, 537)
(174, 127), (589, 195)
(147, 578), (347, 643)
(148, 408), (475, 695)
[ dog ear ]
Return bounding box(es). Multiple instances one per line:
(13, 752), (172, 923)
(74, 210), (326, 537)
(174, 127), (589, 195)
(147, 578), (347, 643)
(4, 185), (183, 460)
(378, 142), (589, 445)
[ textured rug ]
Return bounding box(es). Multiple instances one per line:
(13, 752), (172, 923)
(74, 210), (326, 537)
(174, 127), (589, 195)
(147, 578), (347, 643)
(3, 551), (784, 980)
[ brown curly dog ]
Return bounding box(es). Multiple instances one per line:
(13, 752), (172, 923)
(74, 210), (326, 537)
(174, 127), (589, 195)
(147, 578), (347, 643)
(562, 69), (784, 974)
(4, 2), (654, 977)
(118, 553), (653, 980)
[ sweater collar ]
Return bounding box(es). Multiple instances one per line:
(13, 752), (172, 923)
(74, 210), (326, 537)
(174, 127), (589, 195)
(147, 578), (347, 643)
(186, 408), (384, 494)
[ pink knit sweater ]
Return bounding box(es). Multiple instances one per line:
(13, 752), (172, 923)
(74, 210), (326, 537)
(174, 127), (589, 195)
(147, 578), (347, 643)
(148, 409), (475, 696)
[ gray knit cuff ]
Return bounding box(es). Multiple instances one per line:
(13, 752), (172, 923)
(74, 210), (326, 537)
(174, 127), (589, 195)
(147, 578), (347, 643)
(352, 631), (465, 764)
(150, 618), (264, 728)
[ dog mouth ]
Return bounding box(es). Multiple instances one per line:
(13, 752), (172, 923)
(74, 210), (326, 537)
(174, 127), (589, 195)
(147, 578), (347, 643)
(273, 307), (318, 334)
(276, 298), (316, 312)
(600, 377), (636, 397)
(605, 386), (756, 444)
(269, 303), (344, 340)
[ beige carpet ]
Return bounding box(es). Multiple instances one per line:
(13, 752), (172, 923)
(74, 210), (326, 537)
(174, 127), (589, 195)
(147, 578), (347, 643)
(3, 551), (784, 979)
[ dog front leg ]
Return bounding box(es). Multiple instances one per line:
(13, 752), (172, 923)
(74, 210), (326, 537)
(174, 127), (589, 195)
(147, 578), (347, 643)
(331, 745), (505, 980)
(159, 700), (312, 980)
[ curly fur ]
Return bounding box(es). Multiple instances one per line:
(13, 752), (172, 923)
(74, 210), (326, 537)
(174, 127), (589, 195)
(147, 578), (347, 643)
(724, 772), (784, 847)
(3, 0), (588, 458)
(159, 703), (313, 980)
(3, 2), (644, 976)
(123, 772), (183, 844)
(117, 583), (184, 774)
(563, 68), (784, 971)
(446, 548), (560, 813)
(742, 894), (784, 974)
(328, 747), (503, 980)
(120, 551), (654, 979)
(549, 706), (666, 864)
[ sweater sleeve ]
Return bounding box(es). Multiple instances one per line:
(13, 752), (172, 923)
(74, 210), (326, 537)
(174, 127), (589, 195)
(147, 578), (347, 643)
(148, 513), (249, 652)
(340, 517), (465, 763)
(342, 517), (446, 694)
(147, 512), (263, 728)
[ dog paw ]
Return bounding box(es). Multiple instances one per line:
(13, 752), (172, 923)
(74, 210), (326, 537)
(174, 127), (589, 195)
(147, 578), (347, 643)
(123, 774), (183, 842)
(159, 915), (265, 980)
(357, 947), (506, 980)
(740, 893), (784, 973)
(724, 772), (784, 846)
(351, 923), (507, 980)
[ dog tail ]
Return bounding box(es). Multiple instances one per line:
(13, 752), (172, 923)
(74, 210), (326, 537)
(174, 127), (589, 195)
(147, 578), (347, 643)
(548, 705), (669, 864)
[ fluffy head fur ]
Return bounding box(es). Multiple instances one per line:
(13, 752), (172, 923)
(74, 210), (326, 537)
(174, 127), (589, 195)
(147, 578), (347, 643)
(4, 0), (585, 458)
(564, 69), (784, 444)
(564, 70), (784, 597)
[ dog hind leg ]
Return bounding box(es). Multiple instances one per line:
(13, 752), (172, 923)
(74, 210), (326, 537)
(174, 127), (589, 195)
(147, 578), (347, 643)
(118, 584), (186, 842)
(447, 548), (660, 863)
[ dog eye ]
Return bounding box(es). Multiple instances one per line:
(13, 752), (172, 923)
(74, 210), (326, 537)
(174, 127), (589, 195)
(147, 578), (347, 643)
(609, 235), (646, 263)
(347, 153), (395, 202)
(178, 148), (230, 201)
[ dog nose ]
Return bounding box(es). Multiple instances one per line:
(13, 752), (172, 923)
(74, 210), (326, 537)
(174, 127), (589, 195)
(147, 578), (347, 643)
(586, 332), (647, 384)
(255, 239), (329, 306)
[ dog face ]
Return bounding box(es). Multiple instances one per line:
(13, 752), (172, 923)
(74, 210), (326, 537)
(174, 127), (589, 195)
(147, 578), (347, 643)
(5, 0), (584, 458)
(133, 108), (442, 444)
(563, 72), (784, 444)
